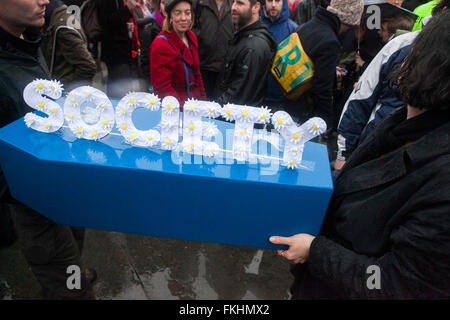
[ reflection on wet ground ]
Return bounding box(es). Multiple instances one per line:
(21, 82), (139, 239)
(0, 229), (294, 300)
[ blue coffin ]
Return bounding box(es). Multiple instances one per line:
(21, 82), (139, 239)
(0, 107), (333, 249)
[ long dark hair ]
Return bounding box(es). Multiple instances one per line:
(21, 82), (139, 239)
(392, 10), (450, 111)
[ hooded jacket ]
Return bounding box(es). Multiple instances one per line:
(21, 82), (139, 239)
(260, 0), (298, 103)
(215, 20), (277, 107)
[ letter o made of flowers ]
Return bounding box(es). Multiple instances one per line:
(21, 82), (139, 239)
(64, 86), (115, 140)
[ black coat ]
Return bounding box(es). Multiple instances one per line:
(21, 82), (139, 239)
(0, 27), (49, 127)
(0, 27), (50, 200)
(97, 0), (133, 65)
(297, 6), (341, 127)
(215, 20), (277, 107)
(291, 107), (450, 299)
(192, 0), (235, 73)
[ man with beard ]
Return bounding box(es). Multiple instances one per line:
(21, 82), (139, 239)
(214, 0), (277, 107)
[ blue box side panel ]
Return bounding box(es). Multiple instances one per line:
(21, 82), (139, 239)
(1, 141), (332, 249)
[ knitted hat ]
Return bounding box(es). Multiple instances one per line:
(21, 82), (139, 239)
(326, 0), (364, 26)
(163, 0), (192, 16)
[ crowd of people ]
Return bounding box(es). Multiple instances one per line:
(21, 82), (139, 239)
(0, 0), (449, 299)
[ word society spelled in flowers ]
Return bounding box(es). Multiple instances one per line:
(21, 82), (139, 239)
(23, 79), (326, 169)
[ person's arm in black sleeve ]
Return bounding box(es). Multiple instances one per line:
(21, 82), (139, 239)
(308, 183), (450, 298)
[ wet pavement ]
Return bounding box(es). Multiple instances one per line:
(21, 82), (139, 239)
(1, 227), (294, 300)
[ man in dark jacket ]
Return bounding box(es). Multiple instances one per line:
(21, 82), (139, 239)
(214, 0), (277, 107)
(192, 0), (235, 99)
(296, 0), (364, 129)
(97, 0), (137, 98)
(0, 0), (94, 299)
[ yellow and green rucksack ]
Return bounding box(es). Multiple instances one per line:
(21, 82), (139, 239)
(271, 32), (314, 101)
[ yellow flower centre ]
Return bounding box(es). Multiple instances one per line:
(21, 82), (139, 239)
(150, 99), (156, 105)
(130, 134), (136, 140)
(189, 144), (194, 150)
(167, 104), (173, 110)
(121, 124), (127, 130)
(92, 131), (97, 137)
(120, 109), (125, 115)
(260, 114), (266, 120)
(242, 111), (248, 117)
(277, 119), (284, 125)
(293, 133), (299, 140)
(77, 128), (83, 134)
(38, 102), (45, 108)
(241, 129), (247, 135)
(49, 109), (56, 114)
(51, 86), (55, 91)
(37, 83), (44, 90)
(103, 120), (109, 125)
(71, 97), (76, 103)
(129, 98), (136, 104)
(188, 124), (195, 131)
(68, 114), (74, 119)
(166, 139), (172, 145)
(45, 124), (50, 129)
(226, 110), (232, 115)
(147, 135), (153, 141)
(313, 124), (319, 131)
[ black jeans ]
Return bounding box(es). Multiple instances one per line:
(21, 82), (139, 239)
(10, 202), (94, 299)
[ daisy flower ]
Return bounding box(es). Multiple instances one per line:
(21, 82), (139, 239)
(146, 94), (161, 111)
(222, 104), (236, 122)
(258, 106), (272, 124)
(234, 143), (248, 161)
(202, 121), (218, 138)
(203, 143), (219, 157)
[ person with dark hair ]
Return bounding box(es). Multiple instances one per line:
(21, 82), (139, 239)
(270, 9), (450, 299)
(150, 0), (206, 104)
(0, 0), (95, 299)
(214, 0), (277, 107)
(42, 0), (97, 91)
